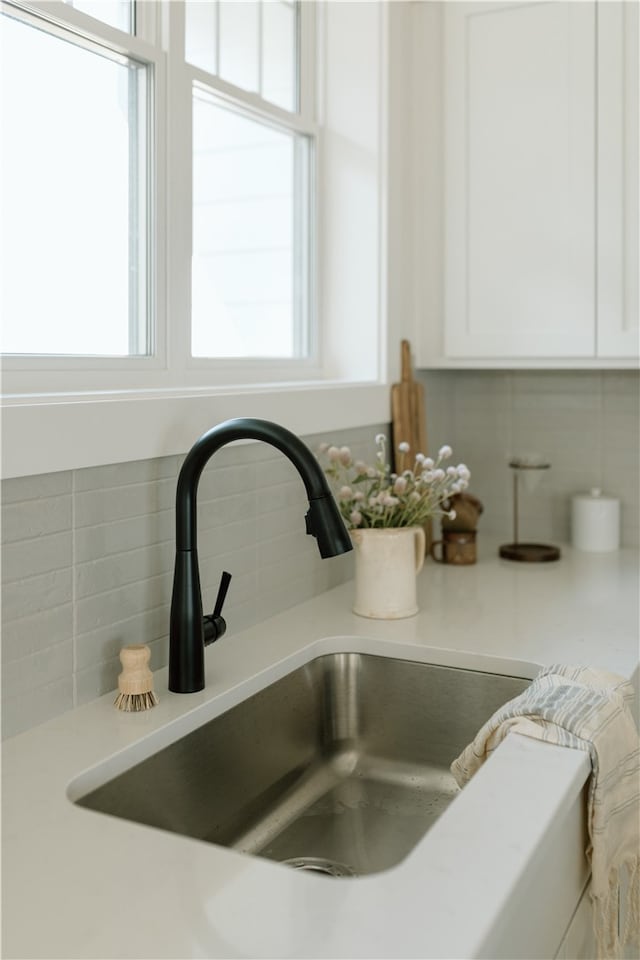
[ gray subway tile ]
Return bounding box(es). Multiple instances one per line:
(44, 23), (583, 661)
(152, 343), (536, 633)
(75, 603), (170, 670)
(2, 531), (72, 584)
(256, 506), (308, 544)
(75, 572), (172, 635)
(74, 509), (175, 562)
(75, 541), (174, 600)
(1, 471), (72, 504)
(197, 460), (258, 500)
(2, 494), (72, 544)
(1, 603), (73, 663)
(511, 370), (602, 395)
(74, 478), (176, 528)
(197, 518), (258, 562)
(197, 492), (257, 532)
(2, 639), (73, 698)
(74, 455), (178, 492)
(74, 655), (122, 706)
(257, 530), (316, 567)
(2, 568), (72, 625)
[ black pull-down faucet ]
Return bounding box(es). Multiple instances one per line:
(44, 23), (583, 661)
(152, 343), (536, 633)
(169, 418), (353, 693)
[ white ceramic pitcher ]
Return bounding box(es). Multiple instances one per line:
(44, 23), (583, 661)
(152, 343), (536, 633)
(351, 526), (426, 619)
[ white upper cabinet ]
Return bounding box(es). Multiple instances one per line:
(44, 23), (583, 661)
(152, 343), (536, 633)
(436, 0), (638, 365)
(597, 1), (639, 359)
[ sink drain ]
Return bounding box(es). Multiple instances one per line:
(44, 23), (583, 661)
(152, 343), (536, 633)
(282, 856), (356, 877)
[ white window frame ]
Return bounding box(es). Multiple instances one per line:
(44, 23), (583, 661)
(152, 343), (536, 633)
(171, 0), (320, 385)
(1, 0), (391, 479)
(1, 0), (168, 387)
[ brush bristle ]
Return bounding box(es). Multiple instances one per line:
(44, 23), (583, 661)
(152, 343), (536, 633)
(114, 690), (159, 712)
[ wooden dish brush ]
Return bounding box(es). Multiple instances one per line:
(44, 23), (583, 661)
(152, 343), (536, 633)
(114, 644), (159, 712)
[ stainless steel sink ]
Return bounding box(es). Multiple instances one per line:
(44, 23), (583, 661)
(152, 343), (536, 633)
(75, 653), (530, 876)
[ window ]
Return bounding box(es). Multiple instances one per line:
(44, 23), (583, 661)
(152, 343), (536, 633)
(185, 0), (298, 112)
(191, 92), (311, 359)
(1, 0), (314, 380)
(63, 0), (133, 34)
(1, 9), (149, 356)
(1, 0), (389, 479)
(187, 0), (312, 362)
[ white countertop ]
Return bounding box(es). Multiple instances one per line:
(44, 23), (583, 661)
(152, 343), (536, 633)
(3, 542), (639, 959)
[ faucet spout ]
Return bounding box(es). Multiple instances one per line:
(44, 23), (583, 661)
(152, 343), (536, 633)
(169, 418), (352, 693)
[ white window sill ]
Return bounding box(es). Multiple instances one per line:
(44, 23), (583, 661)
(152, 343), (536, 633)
(0, 381), (391, 479)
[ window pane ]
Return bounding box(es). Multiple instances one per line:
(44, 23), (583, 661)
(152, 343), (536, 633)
(185, 2), (299, 114)
(63, 0), (133, 33)
(192, 94), (309, 358)
(185, 0), (217, 74)
(262, 1), (297, 111)
(218, 0), (259, 94)
(0, 15), (149, 356)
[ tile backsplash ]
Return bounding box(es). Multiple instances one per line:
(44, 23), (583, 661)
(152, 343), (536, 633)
(2, 370), (638, 739)
(1, 424), (384, 739)
(418, 370), (639, 548)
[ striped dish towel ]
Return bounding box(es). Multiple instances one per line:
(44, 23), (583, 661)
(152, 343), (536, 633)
(451, 665), (640, 960)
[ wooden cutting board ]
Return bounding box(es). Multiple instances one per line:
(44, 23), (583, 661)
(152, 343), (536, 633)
(391, 339), (428, 473)
(391, 339), (431, 551)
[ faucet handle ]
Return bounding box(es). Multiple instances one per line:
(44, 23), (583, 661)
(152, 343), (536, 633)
(203, 570), (232, 646)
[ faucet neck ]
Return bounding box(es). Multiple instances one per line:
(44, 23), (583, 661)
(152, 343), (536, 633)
(175, 418), (332, 552)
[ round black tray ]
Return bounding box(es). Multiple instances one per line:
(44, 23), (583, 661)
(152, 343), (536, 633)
(499, 542), (561, 562)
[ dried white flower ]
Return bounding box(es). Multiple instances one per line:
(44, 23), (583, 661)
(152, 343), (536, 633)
(318, 433), (469, 530)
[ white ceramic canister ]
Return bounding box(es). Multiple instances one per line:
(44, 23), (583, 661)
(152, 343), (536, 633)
(571, 488), (620, 552)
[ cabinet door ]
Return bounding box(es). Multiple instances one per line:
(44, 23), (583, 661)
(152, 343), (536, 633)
(444, 1), (596, 358)
(597, 1), (639, 359)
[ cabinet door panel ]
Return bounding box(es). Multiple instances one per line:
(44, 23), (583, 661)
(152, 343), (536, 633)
(444, 1), (596, 358)
(597, 1), (639, 359)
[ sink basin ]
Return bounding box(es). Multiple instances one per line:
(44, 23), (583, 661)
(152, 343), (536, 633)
(75, 653), (530, 877)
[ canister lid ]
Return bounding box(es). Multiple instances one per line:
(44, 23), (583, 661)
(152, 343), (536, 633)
(574, 488), (618, 503)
